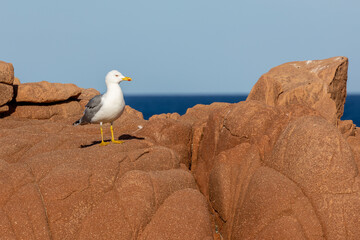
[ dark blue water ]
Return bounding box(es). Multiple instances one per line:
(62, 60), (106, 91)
(125, 95), (247, 119)
(125, 94), (359, 126)
(342, 94), (360, 126)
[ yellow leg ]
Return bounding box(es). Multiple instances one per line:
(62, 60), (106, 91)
(111, 124), (124, 144)
(99, 123), (109, 146)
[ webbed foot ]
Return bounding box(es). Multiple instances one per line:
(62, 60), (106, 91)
(99, 141), (110, 146)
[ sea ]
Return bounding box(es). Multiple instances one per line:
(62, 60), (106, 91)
(124, 95), (360, 126)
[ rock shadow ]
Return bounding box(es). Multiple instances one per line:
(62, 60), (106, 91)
(80, 134), (145, 148)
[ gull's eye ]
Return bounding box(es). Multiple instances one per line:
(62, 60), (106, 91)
(115, 74), (119, 77)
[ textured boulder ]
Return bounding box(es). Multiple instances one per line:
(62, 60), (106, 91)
(347, 134), (360, 174)
(0, 114), (213, 239)
(202, 112), (360, 239)
(0, 60), (14, 85)
(193, 96), (360, 239)
(338, 119), (356, 138)
(136, 118), (192, 168)
(0, 83), (13, 106)
(0, 106), (146, 164)
(179, 102), (231, 125)
(208, 143), (262, 239)
(149, 112), (180, 120)
(265, 116), (360, 239)
(194, 100), (318, 195)
(232, 166), (324, 239)
(247, 56), (348, 124)
(139, 188), (213, 240)
(123, 105), (144, 120)
(9, 101), (83, 119)
(268, 116), (358, 195)
(1, 161), (52, 239)
(179, 102), (232, 177)
(13, 77), (20, 85)
(15, 81), (82, 103)
(0, 61), (14, 110)
(78, 170), (199, 239)
(210, 115), (360, 239)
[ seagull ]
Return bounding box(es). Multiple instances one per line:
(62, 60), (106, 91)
(73, 70), (132, 146)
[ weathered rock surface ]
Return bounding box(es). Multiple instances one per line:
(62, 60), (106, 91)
(0, 60), (14, 85)
(347, 129), (360, 169)
(13, 77), (20, 85)
(0, 61), (14, 114)
(124, 105), (144, 120)
(0, 109), (213, 239)
(149, 112), (181, 120)
(188, 57), (358, 239)
(8, 101), (82, 120)
(193, 100), (319, 196)
(179, 102), (232, 176)
(1, 56), (359, 239)
(0, 83), (13, 106)
(232, 166), (324, 239)
(267, 116), (360, 239)
(138, 188), (213, 240)
(136, 118), (192, 168)
(2, 83), (102, 120)
(15, 81), (82, 103)
(338, 119), (356, 138)
(247, 56), (348, 124)
(0, 105), (9, 113)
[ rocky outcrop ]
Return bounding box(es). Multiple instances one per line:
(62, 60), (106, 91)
(0, 61), (14, 112)
(0, 60), (100, 119)
(0, 83), (13, 106)
(136, 118), (192, 168)
(1, 56), (359, 239)
(265, 116), (360, 239)
(13, 77), (20, 85)
(6, 85), (99, 120)
(0, 108), (213, 239)
(138, 188), (213, 240)
(4, 87), (93, 119)
(15, 81), (82, 103)
(186, 57), (359, 239)
(247, 56), (348, 124)
(9, 101), (83, 119)
(149, 112), (181, 120)
(0, 60), (14, 85)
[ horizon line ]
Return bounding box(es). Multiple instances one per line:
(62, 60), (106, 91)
(124, 92), (360, 96)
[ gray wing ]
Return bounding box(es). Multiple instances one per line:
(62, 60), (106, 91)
(85, 94), (102, 108)
(80, 94), (103, 124)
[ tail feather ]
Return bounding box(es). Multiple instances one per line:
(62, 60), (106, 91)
(73, 119), (81, 126)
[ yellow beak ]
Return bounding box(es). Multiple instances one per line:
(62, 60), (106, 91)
(122, 77), (132, 81)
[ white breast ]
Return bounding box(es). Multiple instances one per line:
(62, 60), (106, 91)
(91, 84), (125, 124)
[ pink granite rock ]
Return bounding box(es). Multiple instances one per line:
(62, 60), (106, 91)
(15, 81), (82, 103)
(0, 83), (13, 106)
(247, 56), (348, 124)
(0, 60), (14, 85)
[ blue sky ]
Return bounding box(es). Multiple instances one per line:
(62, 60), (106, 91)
(1, 0), (359, 94)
